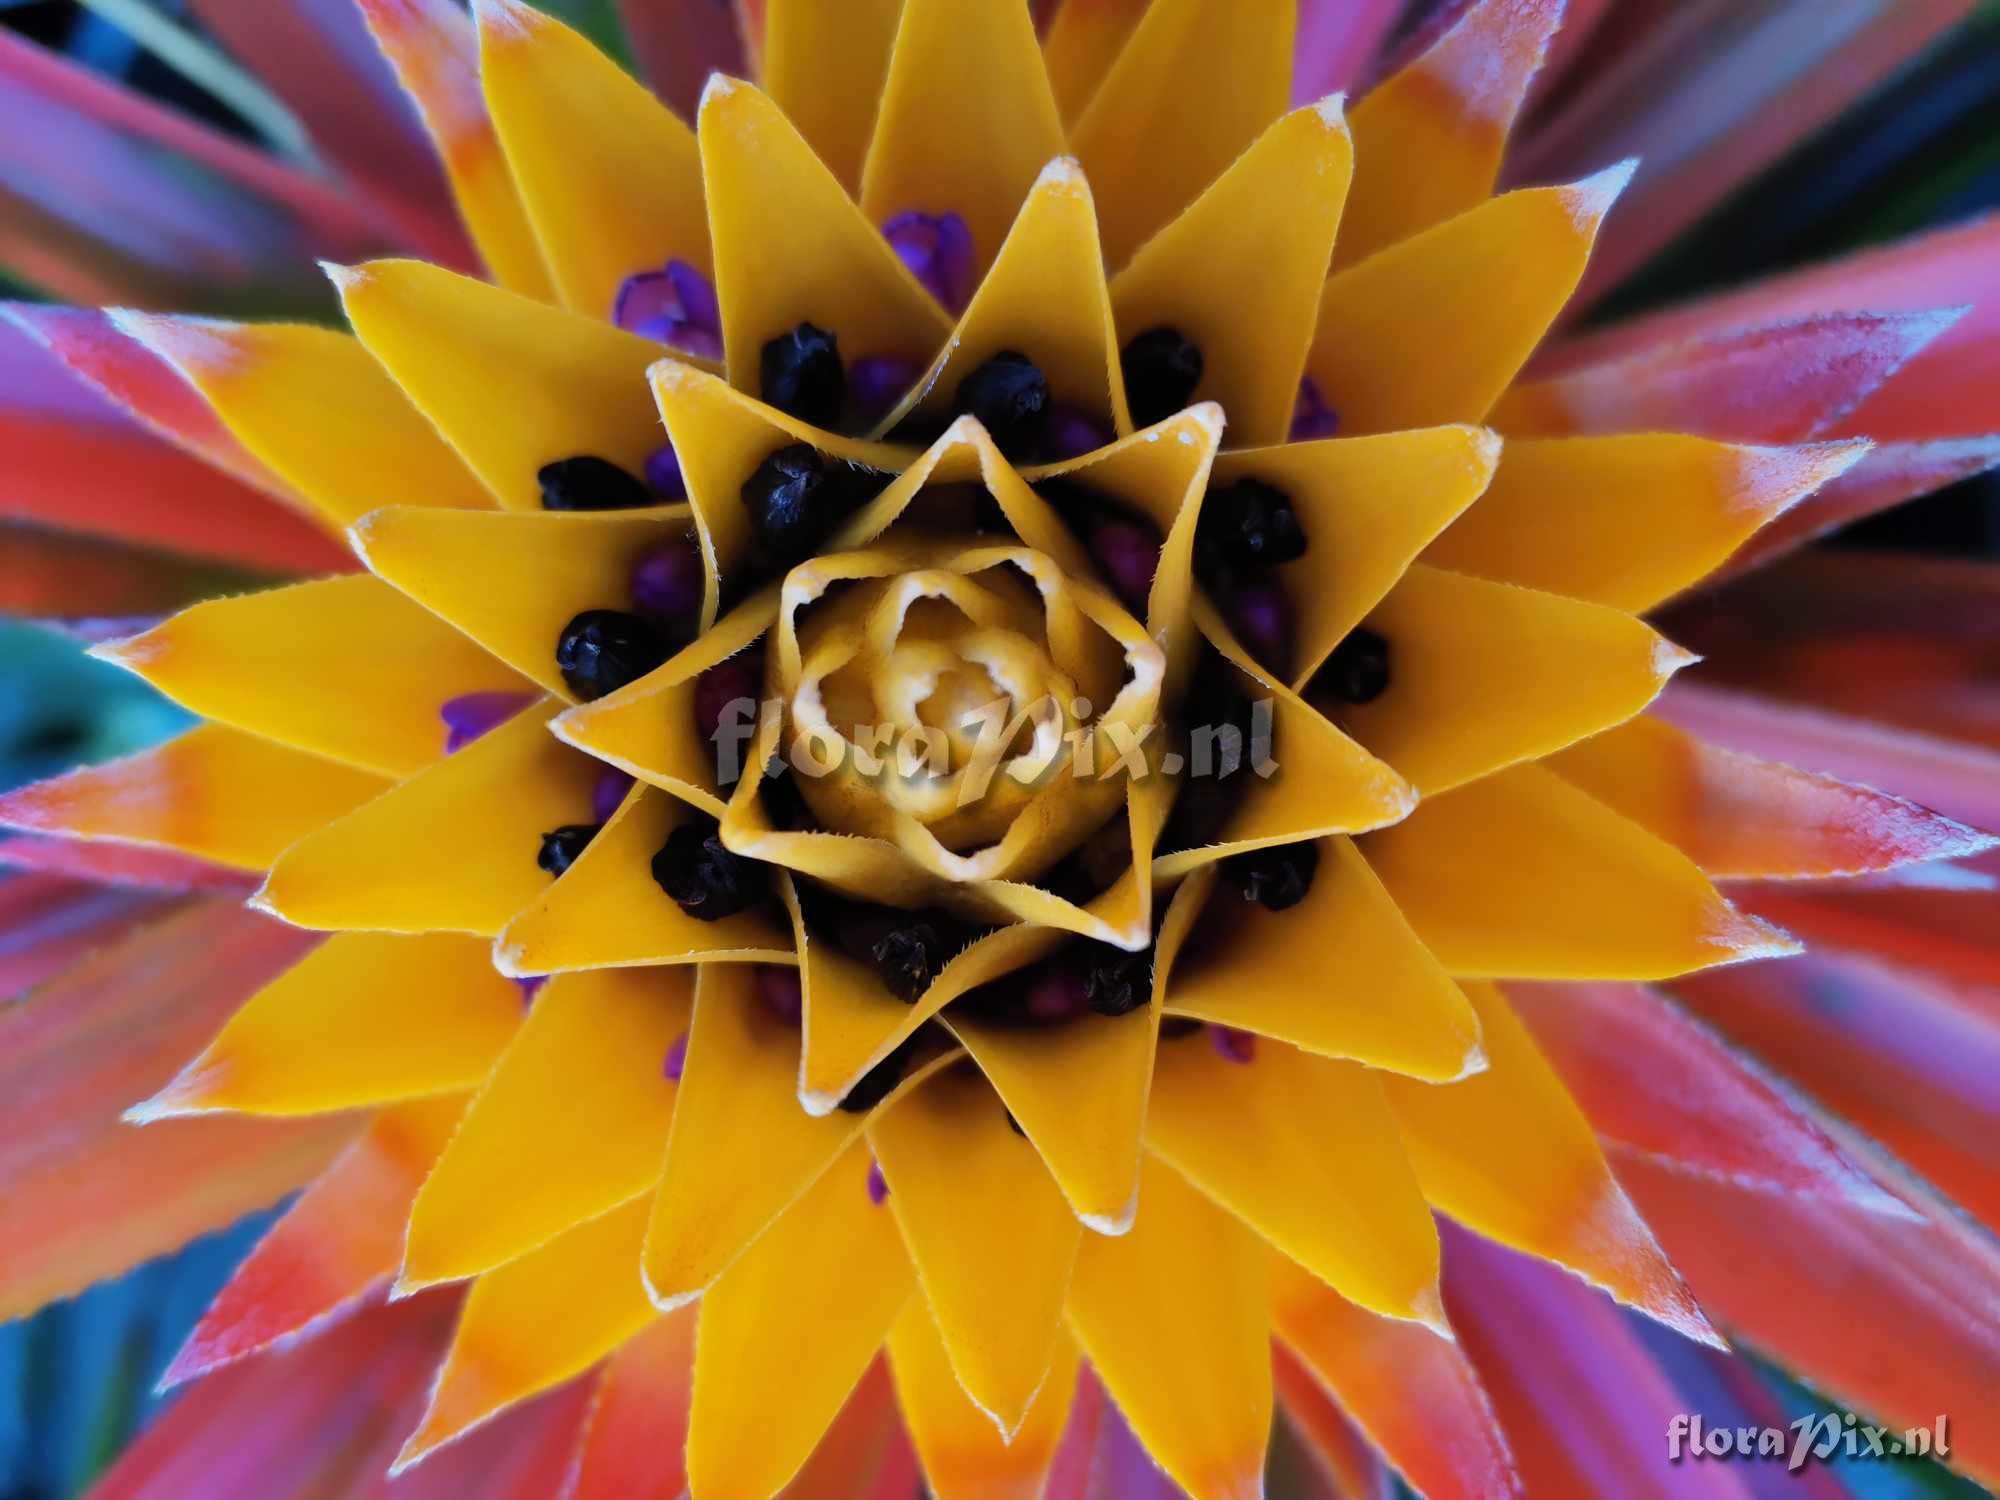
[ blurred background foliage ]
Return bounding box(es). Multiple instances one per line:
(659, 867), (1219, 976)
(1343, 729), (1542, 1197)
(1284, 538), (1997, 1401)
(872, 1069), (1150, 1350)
(0, 1), (1996, 1495)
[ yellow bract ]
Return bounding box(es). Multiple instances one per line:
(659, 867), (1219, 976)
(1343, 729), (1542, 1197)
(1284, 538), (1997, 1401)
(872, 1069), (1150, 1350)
(859, 0), (1066, 289)
(96, 575), (532, 779)
(1161, 845), (1482, 1081)
(400, 966), (690, 1290)
(868, 1063), (1081, 1435)
(135, 932), (521, 1119)
(476, 0), (709, 317)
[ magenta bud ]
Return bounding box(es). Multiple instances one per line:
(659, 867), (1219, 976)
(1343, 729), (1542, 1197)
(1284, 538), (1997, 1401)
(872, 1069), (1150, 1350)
(644, 441), (687, 500)
(440, 690), (537, 754)
(1088, 517), (1161, 615)
(630, 539), (704, 629)
(1226, 578), (1291, 675)
(882, 210), (975, 313)
(695, 653), (762, 744)
(1025, 963), (1089, 1022)
(591, 766), (636, 822)
(850, 354), (925, 426)
(613, 260), (723, 361)
(1042, 405), (1110, 462)
(757, 965), (803, 1025)
(1289, 377), (1339, 442)
(1210, 1025), (1257, 1064)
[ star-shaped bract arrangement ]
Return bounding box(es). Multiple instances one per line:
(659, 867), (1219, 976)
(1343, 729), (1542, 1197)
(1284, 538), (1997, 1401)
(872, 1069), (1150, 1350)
(3, 1), (1997, 1497)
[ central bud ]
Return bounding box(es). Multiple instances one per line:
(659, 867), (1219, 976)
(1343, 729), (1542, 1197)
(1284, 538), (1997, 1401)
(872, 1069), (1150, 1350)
(768, 535), (1164, 887)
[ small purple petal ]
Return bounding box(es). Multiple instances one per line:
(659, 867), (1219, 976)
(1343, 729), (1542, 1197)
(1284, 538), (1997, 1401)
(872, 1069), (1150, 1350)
(883, 210), (975, 313)
(1088, 518), (1161, 615)
(592, 766), (637, 822)
(695, 653), (763, 743)
(758, 965), (803, 1025)
(1026, 963), (1088, 1022)
(666, 259), (721, 337)
(1042, 405), (1111, 462)
(663, 1028), (690, 1082)
(614, 259), (723, 361)
(513, 974), (548, 1009)
(630, 538), (704, 626)
(644, 440), (687, 500)
(1289, 377), (1340, 441)
(866, 1159), (890, 1205)
(849, 354), (924, 426)
(440, 690), (537, 754)
(1210, 1025), (1257, 1064)
(1226, 578), (1291, 672)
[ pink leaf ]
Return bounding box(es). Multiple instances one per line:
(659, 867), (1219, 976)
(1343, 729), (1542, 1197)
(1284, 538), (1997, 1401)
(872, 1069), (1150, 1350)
(1507, 980), (1908, 1214)
(1444, 1222), (1756, 1499)
(1614, 1151), (2000, 1491)
(0, 31), (393, 308)
(1511, 0), (1977, 309)
(0, 900), (349, 1318)
(1550, 211), (2000, 442)
(1502, 310), (1964, 443)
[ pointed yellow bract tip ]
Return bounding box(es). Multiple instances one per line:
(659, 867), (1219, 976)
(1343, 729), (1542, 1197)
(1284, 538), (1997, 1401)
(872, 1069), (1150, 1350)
(1032, 154), (1089, 198)
(697, 71), (743, 118)
(84, 631), (160, 673)
(316, 260), (379, 305)
(1560, 157), (1640, 229)
(1408, 1281), (1455, 1339)
(1726, 438), (1874, 521)
(1079, 1187), (1139, 1238)
(1652, 638), (1702, 678)
(1308, 91), (1349, 132)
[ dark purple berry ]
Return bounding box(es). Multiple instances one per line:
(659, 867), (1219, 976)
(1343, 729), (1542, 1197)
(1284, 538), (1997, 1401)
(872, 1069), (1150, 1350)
(630, 539), (703, 633)
(760, 322), (844, 427)
(1316, 628), (1391, 705)
(954, 350), (1049, 459)
(1225, 841), (1319, 913)
(538, 455), (656, 511)
(1198, 478), (1306, 573)
(1082, 946), (1152, 1017)
(556, 609), (668, 700)
(742, 443), (838, 563)
(870, 920), (951, 1004)
(651, 815), (764, 920)
(1121, 327), (1203, 428)
(537, 823), (600, 877)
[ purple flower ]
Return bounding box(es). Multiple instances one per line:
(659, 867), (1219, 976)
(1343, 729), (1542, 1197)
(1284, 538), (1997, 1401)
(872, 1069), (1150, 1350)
(849, 354), (925, 426)
(630, 538), (704, 629)
(1087, 516), (1162, 616)
(1042, 404), (1111, 462)
(1209, 1025), (1257, 1064)
(757, 965), (803, 1025)
(613, 259), (724, 361)
(644, 440), (687, 500)
(1289, 376), (1339, 441)
(439, 690), (537, 753)
(592, 766), (637, 823)
(882, 210), (975, 314)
